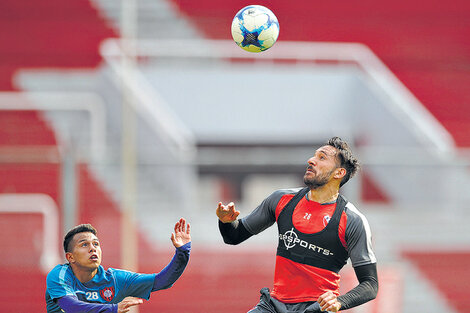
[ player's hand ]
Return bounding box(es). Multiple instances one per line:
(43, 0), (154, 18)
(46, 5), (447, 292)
(216, 202), (240, 223)
(117, 297), (143, 313)
(317, 291), (341, 312)
(171, 218), (191, 248)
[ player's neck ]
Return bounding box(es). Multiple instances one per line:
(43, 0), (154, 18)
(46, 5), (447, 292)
(308, 184), (339, 204)
(71, 266), (98, 284)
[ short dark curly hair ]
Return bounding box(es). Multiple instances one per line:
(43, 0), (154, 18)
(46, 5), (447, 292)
(63, 224), (97, 253)
(326, 136), (360, 187)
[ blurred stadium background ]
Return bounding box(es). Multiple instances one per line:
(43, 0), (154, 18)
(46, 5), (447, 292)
(1, 0), (470, 312)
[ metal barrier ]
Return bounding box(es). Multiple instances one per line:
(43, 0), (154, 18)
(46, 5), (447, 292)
(0, 193), (61, 273)
(0, 91), (107, 161)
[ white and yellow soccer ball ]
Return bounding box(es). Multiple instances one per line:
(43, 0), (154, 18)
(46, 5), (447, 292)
(231, 5), (280, 53)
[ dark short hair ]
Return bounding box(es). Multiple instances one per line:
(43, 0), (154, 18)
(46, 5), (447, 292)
(63, 224), (97, 253)
(326, 136), (360, 187)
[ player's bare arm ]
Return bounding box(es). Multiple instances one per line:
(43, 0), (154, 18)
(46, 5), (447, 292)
(117, 296), (143, 313)
(171, 218), (191, 248)
(216, 202), (240, 223)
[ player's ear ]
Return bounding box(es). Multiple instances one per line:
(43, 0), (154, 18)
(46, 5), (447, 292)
(334, 168), (346, 179)
(65, 252), (74, 263)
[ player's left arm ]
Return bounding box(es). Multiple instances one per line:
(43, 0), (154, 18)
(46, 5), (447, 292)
(152, 218), (191, 291)
(341, 204), (379, 310)
(318, 205), (379, 311)
(337, 263), (378, 309)
(316, 263), (378, 312)
(57, 295), (144, 313)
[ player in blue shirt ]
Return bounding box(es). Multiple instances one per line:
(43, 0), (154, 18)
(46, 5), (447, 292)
(46, 218), (191, 313)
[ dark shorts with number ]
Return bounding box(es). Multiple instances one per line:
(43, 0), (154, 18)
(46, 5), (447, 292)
(247, 288), (322, 313)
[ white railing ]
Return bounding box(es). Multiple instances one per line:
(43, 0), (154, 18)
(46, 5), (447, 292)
(100, 41), (196, 159)
(0, 91), (107, 161)
(0, 194), (61, 273)
(100, 39), (455, 157)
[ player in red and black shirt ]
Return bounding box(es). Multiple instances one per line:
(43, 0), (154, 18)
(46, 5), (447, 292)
(216, 137), (378, 313)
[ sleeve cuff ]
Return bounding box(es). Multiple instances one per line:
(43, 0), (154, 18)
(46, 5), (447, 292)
(176, 242), (191, 253)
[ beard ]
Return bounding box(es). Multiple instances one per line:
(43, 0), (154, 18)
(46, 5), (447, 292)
(303, 168), (335, 189)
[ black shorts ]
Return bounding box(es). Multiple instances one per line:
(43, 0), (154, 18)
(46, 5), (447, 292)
(247, 288), (322, 313)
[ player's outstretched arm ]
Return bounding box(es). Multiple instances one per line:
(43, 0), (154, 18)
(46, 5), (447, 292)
(152, 218), (191, 292)
(216, 202), (253, 245)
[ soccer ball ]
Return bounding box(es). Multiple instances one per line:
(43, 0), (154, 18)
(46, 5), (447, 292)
(231, 5), (280, 53)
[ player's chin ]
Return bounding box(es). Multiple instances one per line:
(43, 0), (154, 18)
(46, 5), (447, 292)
(303, 174), (314, 184)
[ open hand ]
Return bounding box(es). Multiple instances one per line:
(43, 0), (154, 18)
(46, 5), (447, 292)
(216, 202), (240, 223)
(118, 297), (143, 313)
(171, 218), (191, 248)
